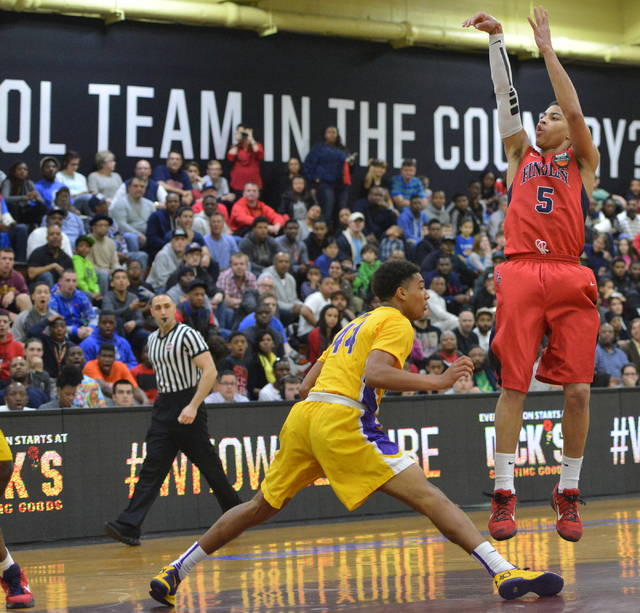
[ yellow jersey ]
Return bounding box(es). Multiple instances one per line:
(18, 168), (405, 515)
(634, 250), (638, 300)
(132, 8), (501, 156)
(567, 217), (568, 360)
(311, 306), (414, 414)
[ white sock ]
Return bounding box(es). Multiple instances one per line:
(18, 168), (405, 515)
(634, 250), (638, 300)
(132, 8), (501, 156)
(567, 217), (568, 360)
(558, 455), (583, 492)
(494, 452), (516, 494)
(171, 542), (208, 581)
(471, 542), (516, 578)
(0, 551), (14, 573)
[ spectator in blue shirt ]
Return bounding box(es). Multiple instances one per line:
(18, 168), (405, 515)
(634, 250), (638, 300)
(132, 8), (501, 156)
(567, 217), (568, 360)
(303, 127), (348, 227)
(595, 322), (629, 381)
(49, 269), (98, 343)
(145, 193), (181, 262)
(398, 195), (429, 249)
(203, 211), (238, 272)
(390, 159), (426, 209)
(79, 310), (137, 368)
(152, 151), (194, 206)
(35, 156), (67, 210)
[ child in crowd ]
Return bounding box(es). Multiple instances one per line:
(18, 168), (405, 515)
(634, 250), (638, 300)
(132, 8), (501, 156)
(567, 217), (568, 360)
(441, 223), (454, 238)
(424, 354), (446, 395)
(216, 332), (249, 399)
(300, 265), (321, 300)
(130, 344), (158, 403)
(380, 225), (405, 261)
(72, 235), (101, 303)
(314, 238), (339, 277)
(455, 219), (475, 260)
(353, 244), (381, 297)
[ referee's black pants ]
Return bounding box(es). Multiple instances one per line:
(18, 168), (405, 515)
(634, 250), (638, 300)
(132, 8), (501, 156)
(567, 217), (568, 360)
(117, 388), (242, 530)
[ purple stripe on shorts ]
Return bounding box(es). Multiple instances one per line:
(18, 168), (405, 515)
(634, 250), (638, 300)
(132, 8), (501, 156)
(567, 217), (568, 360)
(360, 410), (399, 456)
(361, 385), (378, 413)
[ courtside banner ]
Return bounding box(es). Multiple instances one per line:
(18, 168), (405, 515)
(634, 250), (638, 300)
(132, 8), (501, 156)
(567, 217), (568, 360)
(0, 388), (636, 544)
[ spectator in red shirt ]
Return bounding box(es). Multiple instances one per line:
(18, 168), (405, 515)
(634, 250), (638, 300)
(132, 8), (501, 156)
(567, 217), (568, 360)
(130, 344), (157, 403)
(230, 183), (285, 236)
(0, 310), (24, 380)
(0, 248), (31, 318)
(227, 125), (264, 193)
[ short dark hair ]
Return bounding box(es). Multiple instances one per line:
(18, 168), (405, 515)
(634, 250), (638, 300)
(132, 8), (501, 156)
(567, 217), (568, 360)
(426, 353), (445, 365)
(284, 219), (299, 228)
(217, 370), (237, 382)
(98, 343), (116, 355)
(362, 244), (378, 257)
(99, 310), (116, 321)
(113, 379), (134, 394)
(428, 219), (441, 228)
(30, 281), (50, 294)
(227, 331), (247, 343)
(110, 268), (127, 280)
(371, 260), (420, 301)
(252, 216), (269, 228)
(60, 268), (76, 279)
(56, 365), (83, 389)
(0, 247), (14, 255)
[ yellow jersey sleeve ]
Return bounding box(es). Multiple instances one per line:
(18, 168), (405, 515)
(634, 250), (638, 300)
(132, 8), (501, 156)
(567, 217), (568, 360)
(370, 313), (414, 369)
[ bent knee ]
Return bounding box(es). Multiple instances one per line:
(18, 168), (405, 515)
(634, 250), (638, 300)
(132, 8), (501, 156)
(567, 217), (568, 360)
(563, 383), (590, 408)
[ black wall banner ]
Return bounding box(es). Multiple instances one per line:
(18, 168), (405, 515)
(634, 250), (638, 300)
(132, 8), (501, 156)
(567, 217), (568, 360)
(0, 389), (638, 545)
(0, 11), (639, 205)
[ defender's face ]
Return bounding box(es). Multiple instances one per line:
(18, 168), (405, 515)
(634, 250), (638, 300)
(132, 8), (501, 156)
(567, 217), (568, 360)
(536, 105), (569, 150)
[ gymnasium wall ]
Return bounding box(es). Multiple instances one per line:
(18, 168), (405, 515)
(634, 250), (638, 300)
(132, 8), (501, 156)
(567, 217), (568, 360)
(1, 388), (638, 545)
(0, 11), (639, 203)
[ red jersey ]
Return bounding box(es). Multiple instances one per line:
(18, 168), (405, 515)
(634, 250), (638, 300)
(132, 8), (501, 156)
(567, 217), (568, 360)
(505, 146), (589, 259)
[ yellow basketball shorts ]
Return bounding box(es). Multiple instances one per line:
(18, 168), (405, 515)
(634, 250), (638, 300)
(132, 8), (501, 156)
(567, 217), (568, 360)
(261, 397), (414, 511)
(0, 429), (12, 462)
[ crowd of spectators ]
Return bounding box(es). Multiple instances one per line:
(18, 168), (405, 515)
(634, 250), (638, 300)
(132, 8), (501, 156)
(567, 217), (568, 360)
(0, 128), (638, 410)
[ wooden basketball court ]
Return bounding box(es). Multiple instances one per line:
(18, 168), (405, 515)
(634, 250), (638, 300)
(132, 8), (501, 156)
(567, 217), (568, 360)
(12, 495), (640, 611)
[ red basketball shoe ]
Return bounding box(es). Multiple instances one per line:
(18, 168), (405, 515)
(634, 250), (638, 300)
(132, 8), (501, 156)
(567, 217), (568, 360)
(0, 563), (34, 609)
(486, 489), (518, 541)
(550, 484), (585, 542)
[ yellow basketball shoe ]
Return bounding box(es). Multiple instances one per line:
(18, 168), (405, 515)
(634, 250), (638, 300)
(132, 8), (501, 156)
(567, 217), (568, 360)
(149, 565), (181, 607)
(495, 568), (564, 600)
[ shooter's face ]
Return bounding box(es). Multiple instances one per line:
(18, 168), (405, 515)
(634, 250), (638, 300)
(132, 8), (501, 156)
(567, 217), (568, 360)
(536, 105), (569, 150)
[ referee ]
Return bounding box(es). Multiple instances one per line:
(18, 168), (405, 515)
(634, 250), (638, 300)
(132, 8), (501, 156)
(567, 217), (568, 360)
(104, 294), (242, 546)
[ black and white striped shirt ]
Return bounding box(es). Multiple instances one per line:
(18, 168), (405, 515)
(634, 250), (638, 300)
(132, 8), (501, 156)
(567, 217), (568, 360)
(147, 323), (209, 393)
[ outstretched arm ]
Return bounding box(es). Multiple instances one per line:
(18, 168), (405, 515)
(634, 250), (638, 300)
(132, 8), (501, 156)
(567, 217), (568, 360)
(528, 6), (599, 176)
(463, 12), (530, 186)
(365, 350), (473, 393)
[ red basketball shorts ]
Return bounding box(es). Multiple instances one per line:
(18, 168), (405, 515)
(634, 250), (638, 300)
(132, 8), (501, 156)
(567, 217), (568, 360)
(490, 258), (600, 394)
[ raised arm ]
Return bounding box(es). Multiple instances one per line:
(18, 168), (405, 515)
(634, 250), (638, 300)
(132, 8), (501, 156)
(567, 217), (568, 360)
(463, 12), (530, 185)
(528, 6), (599, 176)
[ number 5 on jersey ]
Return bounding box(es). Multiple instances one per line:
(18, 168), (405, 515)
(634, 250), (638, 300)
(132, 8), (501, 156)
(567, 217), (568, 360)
(535, 186), (554, 214)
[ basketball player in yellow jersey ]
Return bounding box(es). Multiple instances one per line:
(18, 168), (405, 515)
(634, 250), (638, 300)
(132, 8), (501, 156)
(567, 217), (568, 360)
(150, 261), (564, 605)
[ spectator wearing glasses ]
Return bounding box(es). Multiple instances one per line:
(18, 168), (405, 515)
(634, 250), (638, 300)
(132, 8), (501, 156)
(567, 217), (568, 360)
(620, 363), (639, 387)
(205, 370), (249, 404)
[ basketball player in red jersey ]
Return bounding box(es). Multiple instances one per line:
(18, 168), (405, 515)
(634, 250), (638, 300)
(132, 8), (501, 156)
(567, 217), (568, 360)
(463, 7), (600, 543)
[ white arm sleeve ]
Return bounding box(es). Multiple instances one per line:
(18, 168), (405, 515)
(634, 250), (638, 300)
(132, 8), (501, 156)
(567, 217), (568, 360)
(489, 34), (523, 139)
